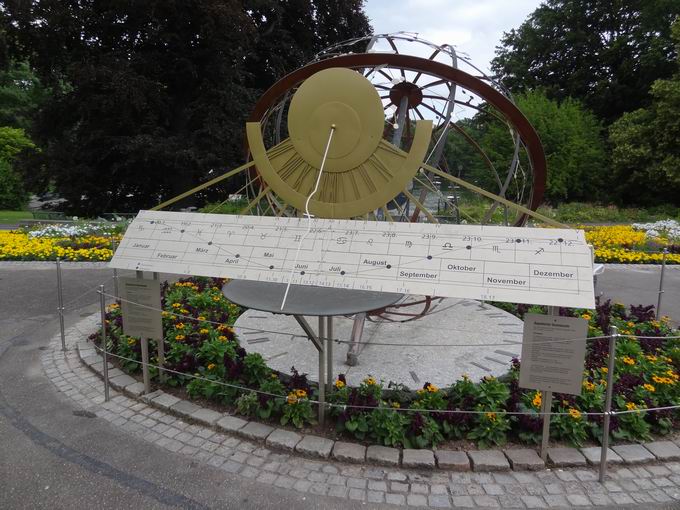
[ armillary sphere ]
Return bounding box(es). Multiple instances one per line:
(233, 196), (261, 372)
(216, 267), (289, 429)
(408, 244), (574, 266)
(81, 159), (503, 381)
(153, 34), (551, 331)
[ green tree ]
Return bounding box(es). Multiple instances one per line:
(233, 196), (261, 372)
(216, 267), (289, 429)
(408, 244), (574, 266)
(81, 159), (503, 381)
(447, 91), (607, 205)
(0, 61), (50, 130)
(0, 126), (35, 209)
(492, 1), (680, 124)
(609, 21), (680, 205)
(1, 0), (371, 215)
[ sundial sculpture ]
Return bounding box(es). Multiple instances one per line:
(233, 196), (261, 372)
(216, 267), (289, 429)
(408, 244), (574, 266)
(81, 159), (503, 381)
(111, 34), (595, 422)
(113, 47), (594, 310)
(246, 67), (433, 219)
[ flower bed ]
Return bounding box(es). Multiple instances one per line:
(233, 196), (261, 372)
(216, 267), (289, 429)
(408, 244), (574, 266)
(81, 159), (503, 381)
(584, 222), (680, 264)
(96, 277), (680, 450)
(0, 230), (119, 261)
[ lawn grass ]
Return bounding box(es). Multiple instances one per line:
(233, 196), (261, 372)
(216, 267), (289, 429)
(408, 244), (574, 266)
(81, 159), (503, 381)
(0, 210), (33, 223)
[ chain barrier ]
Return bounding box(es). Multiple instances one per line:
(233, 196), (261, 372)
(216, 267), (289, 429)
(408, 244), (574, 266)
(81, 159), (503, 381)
(86, 342), (680, 419)
(101, 291), (680, 348)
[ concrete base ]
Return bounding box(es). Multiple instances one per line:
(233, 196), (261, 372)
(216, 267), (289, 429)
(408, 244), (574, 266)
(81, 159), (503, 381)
(233, 297), (523, 387)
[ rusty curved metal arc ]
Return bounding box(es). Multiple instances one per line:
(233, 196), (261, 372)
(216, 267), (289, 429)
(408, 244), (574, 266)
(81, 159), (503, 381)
(247, 53), (546, 216)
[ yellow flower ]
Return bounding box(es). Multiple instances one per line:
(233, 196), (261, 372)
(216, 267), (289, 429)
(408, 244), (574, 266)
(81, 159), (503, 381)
(161, 311), (170, 317)
(334, 379), (345, 389)
(532, 392), (542, 408)
(667, 370), (679, 381)
(175, 323), (185, 330)
(625, 402), (637, 411)
(425, 382), (439, 393)
(621, 356), (635, 366)
(582, 381), (596, 391)
(601, 367), (608, 373)
(180, 308), (189, 315)
(197, 316), (206, 321)
(568, 408), (582, 420)
(627, 321), (635, 328)
(363, 376), (377, 386)
(207, 363), (216, 370)
(391, 401), (401, 408)
(171, 303), (181, 308)
(212, 296), (221, 302)
(199, 328), (209, 334)
(218, 335), (228, 342)
(175, 334), (185, 341)
(127, 338), (136, 346)
(286, 393), (298, 405)
(581, 313), (591, 321)
(643, 384), (655, 392)
(295, 389), (307, 398)
(485, 412), (497, 421)
(645, 354), (658, 362)
(270, 373), (277, 379)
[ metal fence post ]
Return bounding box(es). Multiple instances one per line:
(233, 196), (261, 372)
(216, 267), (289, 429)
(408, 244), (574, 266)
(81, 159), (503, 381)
(111, 237), (119, 299)
(657, 249), (668, 318)
(599, 326), (618, 482)
(99, 284), (110, 402)
(56, 258), (66, 351)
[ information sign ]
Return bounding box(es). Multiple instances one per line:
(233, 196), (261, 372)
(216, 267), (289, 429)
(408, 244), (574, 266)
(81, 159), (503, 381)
(519, 313), (588, 395)
(110, 210), (596, 308)
(120, 277), (163, 340)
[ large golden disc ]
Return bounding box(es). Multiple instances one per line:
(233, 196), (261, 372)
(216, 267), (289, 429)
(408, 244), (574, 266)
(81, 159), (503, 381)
(287, 68), (384, 173)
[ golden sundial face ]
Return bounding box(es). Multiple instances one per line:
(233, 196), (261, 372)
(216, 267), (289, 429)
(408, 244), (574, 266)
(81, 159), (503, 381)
(246, 67), (433, 219)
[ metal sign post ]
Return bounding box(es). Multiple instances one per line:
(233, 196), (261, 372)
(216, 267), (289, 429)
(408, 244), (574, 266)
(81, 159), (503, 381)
(111, 237), (119, 299)
(599, 326), (618, 482)
(99, 284), (110, 402)
(56, 258), (66, 351)
(540, 389), (553, 461)
(657, 249), (668, 317)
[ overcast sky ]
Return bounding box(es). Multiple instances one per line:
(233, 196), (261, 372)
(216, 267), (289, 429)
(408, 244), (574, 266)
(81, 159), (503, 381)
(363, 0), (543, 75)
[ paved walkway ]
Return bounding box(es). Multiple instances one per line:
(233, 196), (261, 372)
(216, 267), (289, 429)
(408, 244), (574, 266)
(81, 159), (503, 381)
(38, 314), (680, 508)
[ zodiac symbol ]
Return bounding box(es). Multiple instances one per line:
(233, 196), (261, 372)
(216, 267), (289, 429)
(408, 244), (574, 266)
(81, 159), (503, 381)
(336, 236), (348, 245)
(535, 248), (545, 255)
(367, 238), (374, 246)
(405, 240), (412, 247)
(492, 246), (500, 253)
(442, 242), (453, 250)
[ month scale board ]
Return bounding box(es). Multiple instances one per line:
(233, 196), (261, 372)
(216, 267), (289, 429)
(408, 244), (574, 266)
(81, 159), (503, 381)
(111, 210), (595, 308)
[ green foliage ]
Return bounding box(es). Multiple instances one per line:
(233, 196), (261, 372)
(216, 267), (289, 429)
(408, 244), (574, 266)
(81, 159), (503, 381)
(243, 353), (270, 387)
(0, 158), (28, 209)
(281, 392), (315, 429)
(609, 68), (680, 205)
(447, 91), (607, 205)
(0, 126), (36, 209)
(538, 202), (680, 224)
(492, 0), (680, 124)
(235, 391), (259, 417)
(3, 1), (371, 214)
(467, 412), (511, 449)
(0, 61), (50, 130)
(368, 408), (409, 447)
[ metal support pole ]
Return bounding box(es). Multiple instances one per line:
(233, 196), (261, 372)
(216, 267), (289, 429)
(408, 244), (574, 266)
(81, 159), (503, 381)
(657, 249), (668, 317)
(540, 306), (559, 460)
(317, 316), (326, 426)
(111, 237), (119, 299)
(56, 258), (66, 351)
(599, 326), (618, 482)
(326, 316), (333, 392)
(153, 272), (165, 383)
(99, 285), (110, 402)
(141, 338), (151, 394)
(135, 270), (151, 393)
(540, 390), (553, 461)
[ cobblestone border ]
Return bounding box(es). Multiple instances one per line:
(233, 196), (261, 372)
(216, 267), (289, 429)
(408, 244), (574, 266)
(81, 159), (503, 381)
(39, 314), (680, 507)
